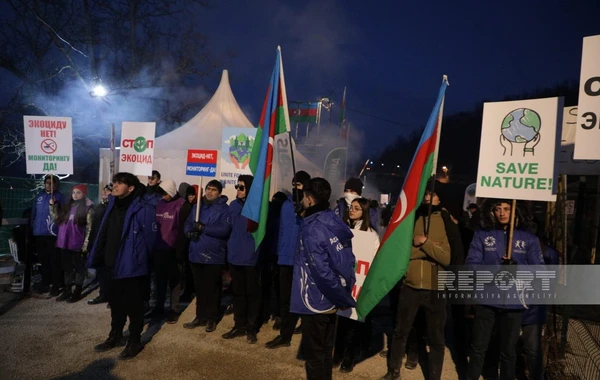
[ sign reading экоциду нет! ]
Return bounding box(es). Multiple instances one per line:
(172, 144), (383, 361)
(574, 35), (600, 160)
(186, 150), (218, 177)
(475, 97), (563, 202)
(24, 116), (73, 175)
(119, 121), (156, 176)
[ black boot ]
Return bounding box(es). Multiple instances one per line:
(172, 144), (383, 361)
(265, 335), (291, 349)
(56, 287), (72, 302)
(66, 285), (82, 303)
(119, 339), (144, 360)
(94, 333), (125, 352)
(183, 317), (207, 329)
(381, 369), (401, 380)
(340, 356), (356, 373)
(49, 286), (61, 298)
(221, 327), (246, 339)
(87, 296), (107, 305)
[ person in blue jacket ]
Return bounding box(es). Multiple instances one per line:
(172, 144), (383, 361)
(87, 172), (157, 360)
(182, 179), (231, 333)
(465, 199), (544, 380)
(266, 171), (310, 350)
(143, 170), (162, 207)
(31, 174), (66, 296)
(291, 177), (356, 380)
(222, 174), (261, 344)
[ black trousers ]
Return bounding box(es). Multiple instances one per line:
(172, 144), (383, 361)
(466, 305), (523, 380)
(388, 286), (446, 380)
(405, 308), (426, 363)
(61, 249), (85, 287)
(279, 265), (300, 341)
(522, 323), (544, 380)
(96, 266), (111, 299)
(334, 315), (372, 360)
(154, 249), (182, 312)
(35, 236), (62, 288)
(108, 275), (147, 342)
(301, 313), (336, 380)
(450, 304), (470, 374)
(191, 263), (222, 323)
(230, 264), (261, 333)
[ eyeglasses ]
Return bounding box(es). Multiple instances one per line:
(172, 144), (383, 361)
(235, 185), (245, 191)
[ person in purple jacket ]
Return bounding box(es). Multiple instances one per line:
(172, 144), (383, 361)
(291, 177), (356, 380)
(222, 174), (261, 344)
(150, 179), (186, 324)
(465, 199), (544, 380)
(182, 180), (231, 333)
(31, 174), (67, 296)
(88, 173), (157, 360)
(50, 184), (94, 303)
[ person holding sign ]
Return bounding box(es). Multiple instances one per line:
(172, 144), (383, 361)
(183, 180), (231, 333)
(383, 190), (451, 380)
(50, 184), (94, 303)
(334, 197), (380, 373)
(290, 178), (357, 380)
(87, 173), (157, 360)
(465, 199), (544, 380)
(31, 174), (66, 296)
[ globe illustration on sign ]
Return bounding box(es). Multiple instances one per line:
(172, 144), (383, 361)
(500, 108), (541, 156)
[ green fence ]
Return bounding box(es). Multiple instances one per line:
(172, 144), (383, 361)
(0, 177), (99, 254)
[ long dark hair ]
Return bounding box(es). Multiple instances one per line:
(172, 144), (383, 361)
(347, 198), (371, 231)
(56, 198), (89, 226)
(480, 198), (535, 232)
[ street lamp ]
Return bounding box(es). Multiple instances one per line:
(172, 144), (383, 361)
(91, 85), (107, 97)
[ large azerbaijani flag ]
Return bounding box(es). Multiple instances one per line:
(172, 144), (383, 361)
(355, 77), (449, 320)
(242, 47), (291, 250)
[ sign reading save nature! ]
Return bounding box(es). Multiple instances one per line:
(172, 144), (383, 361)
(24, 116), (73, 175)
(119, 121), (156, 176)
(476, 97), (563, 202)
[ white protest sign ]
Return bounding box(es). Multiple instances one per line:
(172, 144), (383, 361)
(24, 116), (73, 175)
(557, 106), (600, 175)
(476, 97), (562, 202)
(337, 229), (380, 321)
(574, 35), (600, 160)
(220, 127), (256, 187)
(119, 122), (156, 176)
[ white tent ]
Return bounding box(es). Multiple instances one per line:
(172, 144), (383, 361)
(99, 70), (320, 201)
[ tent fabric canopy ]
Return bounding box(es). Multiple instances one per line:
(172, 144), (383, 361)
(99, 70), (320, 200)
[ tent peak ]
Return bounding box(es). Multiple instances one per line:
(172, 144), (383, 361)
(220, 70), (229, 86)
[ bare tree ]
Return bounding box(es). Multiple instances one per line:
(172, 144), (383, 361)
(0, 0), (228, 179)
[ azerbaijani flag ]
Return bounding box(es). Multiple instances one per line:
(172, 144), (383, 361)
(289, 102), (319, 123)
(242, 46), (291, 250)
(340, 86), (348, 139)
(355, 77), (449, 320)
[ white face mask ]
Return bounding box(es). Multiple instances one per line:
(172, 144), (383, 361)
(344, 192), (360, 205)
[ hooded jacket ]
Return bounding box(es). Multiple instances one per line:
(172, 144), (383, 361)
(466, 228), (545, 310)
(31, 190), (66, 236)
(155, 195), (186, 250)
(291, 207), (357, 315)
(184, 195), (230, 265)
(227, 197), (258, 266)
(87, 192), (157, 279)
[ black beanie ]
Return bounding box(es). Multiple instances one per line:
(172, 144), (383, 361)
(238, 174), (254, 192)
(185, 185), (196, 197)
(344, 177), (363, 196)
(293, 171), (311, 187)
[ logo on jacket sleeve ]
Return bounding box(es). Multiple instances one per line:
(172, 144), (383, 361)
(484, 236), (496, 247)
(515, 240), (526, 250)
(330, 236), (344, 252)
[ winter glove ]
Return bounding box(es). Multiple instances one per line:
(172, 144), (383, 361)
(193, 222), (204, 232)
(186, 231), (200, 241)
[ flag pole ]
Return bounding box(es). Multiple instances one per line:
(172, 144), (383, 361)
(425, 75), (449, 237)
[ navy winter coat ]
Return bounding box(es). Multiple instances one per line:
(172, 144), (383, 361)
(87, 196), (157, 279)
(522, 244), (560, 325)
(227, 198), (258, 266)
(31, 190), (66, 236)
(466, 228), (545, 310)
(291, 209), (356, 315)
(185, 196), (231, 265)
(277, 199), (301, 266)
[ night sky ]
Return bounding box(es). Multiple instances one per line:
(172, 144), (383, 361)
(1, 0), (600, 164)
(196, 0), (600, 157)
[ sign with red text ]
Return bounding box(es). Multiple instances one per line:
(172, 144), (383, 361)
(476, 97), (562, 202)
(337, 230), (380, 321)
(119, 122), (156, 176)
(575, 35), (600, 160)
(186, 149), (218, 177)
(557, 106), (600, 175)
(24, 116), (73, 175)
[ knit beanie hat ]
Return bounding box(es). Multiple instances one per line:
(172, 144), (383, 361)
(186, 185), (197, 197)
(344, 177), (363, 196)
(73, 184), (87, 196)
(158, 179), (178, 198)
(238, 174), (254, 192)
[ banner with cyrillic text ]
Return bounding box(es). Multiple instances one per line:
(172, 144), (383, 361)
(24, 116), (73, 175)
(119, 122), (156, 176)
(476, 97), (562, 202)
(574, 35), (600, 160)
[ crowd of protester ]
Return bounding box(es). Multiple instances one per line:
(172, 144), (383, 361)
(28, 171), (556, 380)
